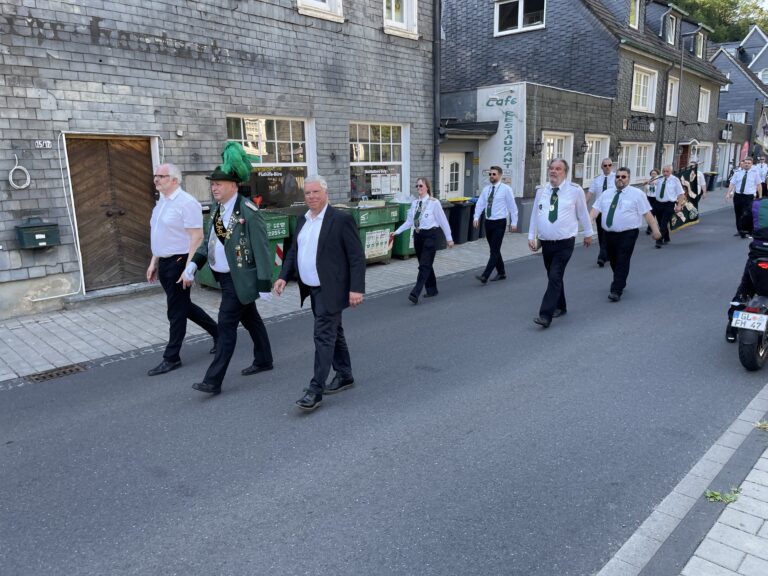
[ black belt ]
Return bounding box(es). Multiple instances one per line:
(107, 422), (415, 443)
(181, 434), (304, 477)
(159, 253), (188, 260)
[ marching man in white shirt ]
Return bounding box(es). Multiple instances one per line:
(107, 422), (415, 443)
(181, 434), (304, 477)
(727, 157), (763, 238)
(473, 166), (518, 284)
(589, 167), (661, 302)
(586, 158), (615, 267)
(392, 176), (454, 304)
(528, 158), (593, 328)
(654, 165), (686, 248)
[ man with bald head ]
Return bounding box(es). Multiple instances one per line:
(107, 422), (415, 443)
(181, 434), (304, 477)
(146, 163), (218, 377)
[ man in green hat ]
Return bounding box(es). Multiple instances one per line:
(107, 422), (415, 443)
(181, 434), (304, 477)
(181, 155), (274, 395)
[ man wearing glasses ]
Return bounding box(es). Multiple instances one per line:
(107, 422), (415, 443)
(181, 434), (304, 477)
(586, 158), (615, 267)
(146, 163), (218, 376)
(589, 167), (661, 302)
(473, 166), (518, 284)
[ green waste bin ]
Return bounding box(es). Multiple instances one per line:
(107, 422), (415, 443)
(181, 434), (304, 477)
(388, 201), (416, 259)
(261, 212), (290, 284)
(338, 203), (399, 264)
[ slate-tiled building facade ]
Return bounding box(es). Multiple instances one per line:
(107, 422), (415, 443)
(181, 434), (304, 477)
(440, 0), (727, 206)
(0, 0), (435, 319)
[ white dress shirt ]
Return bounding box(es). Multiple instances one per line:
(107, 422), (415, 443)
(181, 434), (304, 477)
(756, 162), (768, 182)
(210, 193), (239, 273)
(528, 181), (594, 241)
(588, 172), (616, 203)
(394, 196), (453, 241)
(150, 188), (203, 257)
(297, 204), (328, 287)
(731, 169), (761, 196)
(655, 175), (684, 203)
(473, 182), (518, 226)
(592, 186), (652, 232)
(644, 179), (658, 198)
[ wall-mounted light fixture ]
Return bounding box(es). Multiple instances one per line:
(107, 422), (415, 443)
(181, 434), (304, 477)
(580, 140), (590, 155)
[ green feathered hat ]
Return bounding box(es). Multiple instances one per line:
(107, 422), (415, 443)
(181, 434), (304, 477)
(207, 142), (256, 183)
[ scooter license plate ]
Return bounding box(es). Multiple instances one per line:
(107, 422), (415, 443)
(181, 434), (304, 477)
(732, 311), (768, 331)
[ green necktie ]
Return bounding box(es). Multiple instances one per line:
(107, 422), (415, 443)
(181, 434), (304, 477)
(605, 190), (622, 228)
(602, 176), (608, 191)
(486, 185), (495, 218)
(414, 200), (423, 229)
(548, 187), (559, 223)
(659, 178), (667, 199)
(740, 172), (748, 194)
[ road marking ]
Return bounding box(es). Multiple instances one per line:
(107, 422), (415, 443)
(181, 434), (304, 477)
(596, 381), (768, 576)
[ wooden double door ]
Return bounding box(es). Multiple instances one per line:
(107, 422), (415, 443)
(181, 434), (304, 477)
(68, 137), (155, 291)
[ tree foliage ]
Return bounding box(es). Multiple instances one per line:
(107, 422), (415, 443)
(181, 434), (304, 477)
(671, 0), (768, 42)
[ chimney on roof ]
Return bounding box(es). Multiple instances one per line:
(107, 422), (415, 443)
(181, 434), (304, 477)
(738, 45), (750, 65)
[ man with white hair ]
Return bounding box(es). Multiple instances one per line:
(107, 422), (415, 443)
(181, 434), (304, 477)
(274, 175), (366, 412)
(146, 163), (218, 377)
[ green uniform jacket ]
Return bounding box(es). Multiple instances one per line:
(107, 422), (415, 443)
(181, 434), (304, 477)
(193, 194), (272, 305)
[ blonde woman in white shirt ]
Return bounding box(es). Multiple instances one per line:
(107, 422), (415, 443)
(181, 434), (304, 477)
(392, 177), (454, 304)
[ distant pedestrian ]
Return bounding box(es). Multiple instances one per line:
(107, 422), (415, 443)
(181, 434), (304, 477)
(654, 165), (685, 248)
(392, 177), (454, 304)
(756, 156), (768, 197)
(586, 158), (615, 267)
(182, 143), (274, 395)
(589, 167), (661, 302)
(146, 163), (218, 377)
(274, 175), (366, 412)
(727, 157), (762, 238)
(528, 158), (593, 328)
(644, 168), (660, 235)
(473, 166), (518, 284)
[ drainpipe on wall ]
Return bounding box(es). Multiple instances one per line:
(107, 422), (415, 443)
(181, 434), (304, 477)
(433, 0), (441, 192)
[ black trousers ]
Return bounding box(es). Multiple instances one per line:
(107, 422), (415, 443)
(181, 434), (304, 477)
(595, 214), (608, 263)
(158, 255), (218, 362)
(412, 228), (438, 297)
(308, 286), (352, 395)
(203, 271), (272, 387)
(655, 201), (675, 243)
(539, 238), (575, 320)
(605, 229), (640, 295)
(481, 218), (507, 279)
(733, 194), (755, 236)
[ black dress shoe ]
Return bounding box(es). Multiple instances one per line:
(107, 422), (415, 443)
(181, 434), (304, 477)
(408, 293), (418, 304)
(325, 374), (354, 394)
(597, 259), (605, 267)
(192, 382), (221, 395)
(476, 275), (488, 284)
(533, 316), (551, 328)
(663, 238), (670, 245)
(608, 292), (621, 302)
(490, 274), (507, 281)
(296, 390), (322, 411)
(241, 362), (274, 376)
(552, 309), (567, 318)
(147, 359), (181, 376)
(424, 292), (438, 298)
(655, 242), (663, 249)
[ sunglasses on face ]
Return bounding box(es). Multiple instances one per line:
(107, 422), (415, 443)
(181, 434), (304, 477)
(615, 175), (629, 179)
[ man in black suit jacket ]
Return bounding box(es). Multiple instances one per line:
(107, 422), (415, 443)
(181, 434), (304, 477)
(274, 175), (366, 412)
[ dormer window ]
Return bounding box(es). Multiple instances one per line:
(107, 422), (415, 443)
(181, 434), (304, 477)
(629, 0), (639, 29)
(494, 0), (546, 37)
(665, 14), (676, 45)
(694, 32), (704, 58)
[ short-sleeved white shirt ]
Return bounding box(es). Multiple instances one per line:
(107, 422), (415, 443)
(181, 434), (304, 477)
(150, 187), (203, 257)
(592, 186), (651, 232)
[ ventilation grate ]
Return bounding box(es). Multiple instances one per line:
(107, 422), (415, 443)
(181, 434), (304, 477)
(26, 363), (88, 383)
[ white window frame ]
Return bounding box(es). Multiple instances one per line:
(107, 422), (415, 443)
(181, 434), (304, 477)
(632, 65), (658, 113)
(383, 0), (418, 40)
(694, 32), (704, 58)
(349, 122), (409, 200)
(666, 76), (679, 116)
(665, 14), (676, 45)
(540, 131), (573, 185)
(494, 0), (547, 37)
(617, 142), (656, 184)
(297, 0), (344, 23)
(629, 0), (640, 29)
(727, 111), (747, 123)
(226, 115), (314, 170)
(697, 142), (713, 171)
(583, 134), (610, 183)
(721, 72), (730, 92)
(698, 87), (711, 123)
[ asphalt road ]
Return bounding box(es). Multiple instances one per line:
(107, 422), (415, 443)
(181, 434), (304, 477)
(2, 208), (766, 576)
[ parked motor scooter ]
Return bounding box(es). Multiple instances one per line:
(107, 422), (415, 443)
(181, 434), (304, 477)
(731, 258), (768, 371)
